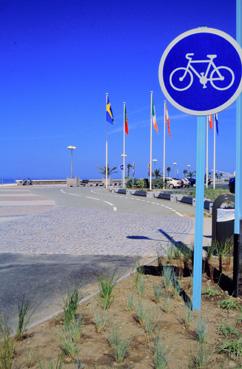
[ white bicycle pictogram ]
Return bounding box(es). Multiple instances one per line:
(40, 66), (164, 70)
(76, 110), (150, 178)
(169, 53), (235, 91)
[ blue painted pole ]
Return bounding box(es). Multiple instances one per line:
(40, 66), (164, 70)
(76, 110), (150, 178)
(192, 116), (206, 311)
(234, 0), (242, 296)
(235, 0), (242, 234)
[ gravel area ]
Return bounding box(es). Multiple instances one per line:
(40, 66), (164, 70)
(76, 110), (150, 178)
(0, 206), (193, 257)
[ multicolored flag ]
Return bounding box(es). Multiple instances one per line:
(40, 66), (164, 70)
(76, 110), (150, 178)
(152, 99), (158, 133)
(215, 113), (219, 135)
(106, 96), (114, 124)
(124, 104), (128, 135)
(165, 104), (171, 136)
(209, 114), (213, 129)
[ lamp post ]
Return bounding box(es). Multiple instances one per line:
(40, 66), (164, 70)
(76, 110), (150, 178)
(121, 153), (127, 188)
(67, 145), (77, 179)
(173, 162), (177, 177)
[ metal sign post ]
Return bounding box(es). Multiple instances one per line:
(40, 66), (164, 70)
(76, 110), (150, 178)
(234, 0), (242, 296)
(159, 27), (242, 310)
(193, 117), (206, 309)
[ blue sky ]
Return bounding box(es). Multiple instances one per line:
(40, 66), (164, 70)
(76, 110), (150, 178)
(0, 0), (238, 180)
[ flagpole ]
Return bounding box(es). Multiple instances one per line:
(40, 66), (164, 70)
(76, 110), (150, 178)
(105, 93), (109, 189)
(213, 115), (216, 190)
(163, 100), (166, 189)
(122, 102), (126, 189)
(206, 116), (209, 188)
(149, 91), (153, 191)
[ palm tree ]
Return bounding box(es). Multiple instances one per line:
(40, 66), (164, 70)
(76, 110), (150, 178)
(153, 169), (161, 179)
(127, 163), (133, 178)
(166, 166), (171, 177)
(183, 169), (188, 177)
(99, 166), (117, 177)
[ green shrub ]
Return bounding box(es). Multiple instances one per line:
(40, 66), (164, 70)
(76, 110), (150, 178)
(219, 298), (240, 311)
(202, 286), (221, 297)
(218, 338), (242, 358)
(218, 324), (240, 338)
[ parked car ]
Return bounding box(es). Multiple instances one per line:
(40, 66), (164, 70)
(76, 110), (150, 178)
(229, 177), (235, 193)
(181, 178), (190, 187)
(22, 178), (32, 185)
(188, 177), (196, 187)
(166, 177), (182, 189)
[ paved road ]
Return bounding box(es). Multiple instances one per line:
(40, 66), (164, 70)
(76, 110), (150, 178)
(0, 185), (198, 329)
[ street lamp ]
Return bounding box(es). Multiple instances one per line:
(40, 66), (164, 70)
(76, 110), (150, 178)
(67, 145), (77, 179)
(173, 162), (177, 177)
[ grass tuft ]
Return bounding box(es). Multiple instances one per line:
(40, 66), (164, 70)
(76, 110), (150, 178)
(63, 289), (79, 326)
(15, 295), (31, 340)
(93, 311), (108, 333)
(108, 328), (129, 363)
(0, 316), (14, 369)
(195, 317), (207, 344)
(188, 343), (209, 369)
(153, 336), (167, 369)
(153, 284), (162, 303)
(59, 318), (82, 361)
(98, 274), (115, 310)
(180, 307), (193, 330)
(135, 271), (145, 297)
(127, 294), (135, 312)
(38, 356), (63, 369)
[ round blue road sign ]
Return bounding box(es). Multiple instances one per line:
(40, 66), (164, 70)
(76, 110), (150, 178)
(158, 27), (242, 115)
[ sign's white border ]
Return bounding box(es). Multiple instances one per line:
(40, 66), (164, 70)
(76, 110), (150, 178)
(158, 27), (242, 116)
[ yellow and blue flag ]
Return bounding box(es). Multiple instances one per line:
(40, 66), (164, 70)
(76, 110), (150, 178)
(106, 96), (114, 124)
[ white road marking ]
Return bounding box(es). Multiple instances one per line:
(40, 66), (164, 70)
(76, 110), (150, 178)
(174, 211), (184, 217)
(60, 189), (117, 212)
(104, 200), (118, 212)
(86, 196), (100, 201)
(0, 200), (55, 206)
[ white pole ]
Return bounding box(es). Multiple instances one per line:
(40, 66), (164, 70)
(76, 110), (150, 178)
(163, 101), (166, 189)
(149, 91), (153, 191)
(122, 102), (126, 189)
(213, 116), (216, 189)
(70, 150), (73, 178)
(206, 116), (209, 188)
(105, 93), (109, 189)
